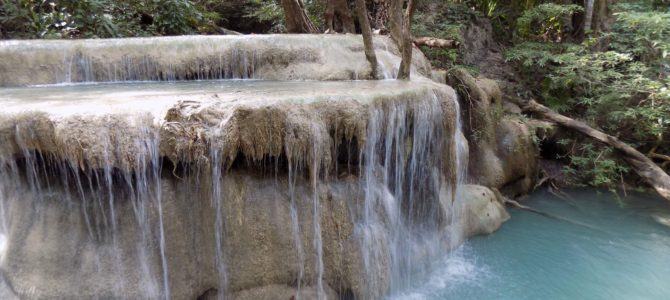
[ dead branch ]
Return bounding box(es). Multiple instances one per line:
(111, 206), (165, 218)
(511, 97), (670, 202)
(649, 151), (670, 162)
(413, 37), (460, 48)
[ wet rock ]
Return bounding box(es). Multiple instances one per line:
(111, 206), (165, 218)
(447, 68), (538, 197)
(461, 185), (510, 236)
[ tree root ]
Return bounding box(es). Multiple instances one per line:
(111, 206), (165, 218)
(504, 198), (603, 232)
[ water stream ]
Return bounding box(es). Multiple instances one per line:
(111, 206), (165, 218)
(396, 189), (670, 300)
(0, 78), (466, 299)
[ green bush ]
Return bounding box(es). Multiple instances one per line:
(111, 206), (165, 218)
(412, 2), (480, 70)
(515, 3), (583, 41)
(507, 2), (670, 189)
(0, 0), (219, 38)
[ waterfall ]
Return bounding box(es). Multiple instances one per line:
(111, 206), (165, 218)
(356, 90), (466, 298)
(0, 34), (479, 298)
(0, 35), (431, 86)
(210, 145), (229, 299)
(312, 125), (328, 300)
(0, 117), (167, 298)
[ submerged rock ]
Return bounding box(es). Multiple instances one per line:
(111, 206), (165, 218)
(653, 214), (670, 228)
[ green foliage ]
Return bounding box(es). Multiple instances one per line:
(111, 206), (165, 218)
(245, 0), (285, 32)
(564, 144), (629, 192)
(413, 2), (480, 70)
(150, 0), (213, 35)
(0, 0), (218, 38)
(610, 4), (670, 68)
(243, 0), (324, 33)
(515, 3), (583, 41)
(507, 1), (670, 190)
(304, 0), (326, 32)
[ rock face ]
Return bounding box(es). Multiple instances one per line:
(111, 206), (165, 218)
(460, 185), (510, 237)
(0, 36), (532, 299)
(0, 79), (470, 299)
(448, 68), (538, 197)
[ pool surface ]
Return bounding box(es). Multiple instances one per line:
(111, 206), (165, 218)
(395, 189), (670, 300)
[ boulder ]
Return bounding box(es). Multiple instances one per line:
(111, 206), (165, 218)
(448, 68), (539, 197)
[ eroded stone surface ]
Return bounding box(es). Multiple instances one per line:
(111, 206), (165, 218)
(448, 68), (538, 197)
(0, 79), (482, 299)
(0, 35), (432, 86)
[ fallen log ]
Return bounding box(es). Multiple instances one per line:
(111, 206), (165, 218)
(515, 98), (670, 202)
(413, 37), (460, 49)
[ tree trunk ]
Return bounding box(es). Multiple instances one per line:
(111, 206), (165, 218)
(519, 99), (670, 202)
(397, 0), (417, 80)
(355, 0), (378, 79)
(584, 0), (595, 32)
(592, 0), (613, 33)
(325, 0), (355, 33)
(389, 0), (404, 45)
(281, 0), (318, 33)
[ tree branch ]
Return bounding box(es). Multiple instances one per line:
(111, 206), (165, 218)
(510, 97), (670, 202)
(413, 37), (460, 48)
(649, 152), (670, 162)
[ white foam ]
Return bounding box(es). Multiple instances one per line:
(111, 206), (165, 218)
(389, 246), (488, 300)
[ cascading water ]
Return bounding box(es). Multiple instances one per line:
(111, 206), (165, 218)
(0, 116), (168, 298)
(0, 35), (431, 86)
(311, 128), (326, 300)
(286, 154), (306, 298)
(210, 145), (228, 299)
(356, 91), (467, 298)
(0, 36), (509, 300)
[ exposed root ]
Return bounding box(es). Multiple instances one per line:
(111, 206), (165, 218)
(503, 198), (602, 231)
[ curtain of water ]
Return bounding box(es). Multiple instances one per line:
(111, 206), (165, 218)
(356, 92), (465, 298)
(0, 85), (463, 299)
(286, 155), (306, 298)
(210, 146), (228, 299)
(0, 121), (169, 298)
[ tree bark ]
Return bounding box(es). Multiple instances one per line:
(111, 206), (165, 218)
(281, 0), (318, 33)
(325, 0), (355, 33)
(389, 0), (404, 45)
(518, 99), (670, 202)
(355, 0), (379, 79)
(413, 37), (460, 48)
(592, 0), (614, 33)
(397, 0), (417, 80)
(584, 0), (595, 32)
